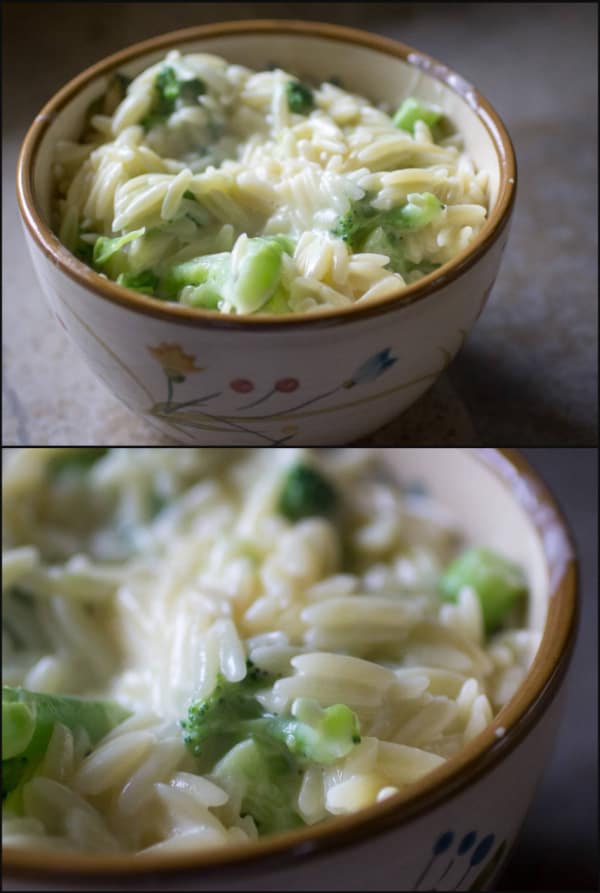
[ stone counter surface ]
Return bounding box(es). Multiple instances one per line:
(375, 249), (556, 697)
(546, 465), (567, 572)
(2, 2), (597, 445)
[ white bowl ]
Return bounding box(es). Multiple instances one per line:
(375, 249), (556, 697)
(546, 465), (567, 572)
(2, 448), (577, 891)
(17, 21), (517, 445)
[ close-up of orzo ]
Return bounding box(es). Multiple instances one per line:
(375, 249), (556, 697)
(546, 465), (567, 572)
(52, 50), (488, 315)
(3, 448), (537, 854)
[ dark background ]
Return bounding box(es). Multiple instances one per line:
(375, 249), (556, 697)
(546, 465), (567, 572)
(503, 449), (598, 891)
(2, 2), (598, 445)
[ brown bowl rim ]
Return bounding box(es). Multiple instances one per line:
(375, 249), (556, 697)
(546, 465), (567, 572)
(2, 447), (578, 886)
(16, 18), (517, 332)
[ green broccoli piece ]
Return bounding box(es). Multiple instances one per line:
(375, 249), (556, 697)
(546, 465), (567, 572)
(181, 660), (276, 769)
(141, 65), (206, 131)
(229, 237), (289, 314)
(155, 66), (182, 103)
(158, 252), (231, 305)
(159, 237), (294, 311)
(2, 686), (130, 809)
(392, 97), (444, 135)
(211, 737), (304, 835)
(47, 448), (109, 480)
(361, 227), (440, 278)
(116, 269), (159, 296)
(92, 228), (145, 269)
(179, 77), (206, 103)
(73, 232), (95, 266)
(440, 547), (528, 634)
(332, 193), (444, 252)
(278, 463), (338, 522)
(259, 284), (291, 314)
(210, 702), (360, 834)
(181, 664), (361, 835)
(263, 699), (360, 764)
(286, 80), (315, 115)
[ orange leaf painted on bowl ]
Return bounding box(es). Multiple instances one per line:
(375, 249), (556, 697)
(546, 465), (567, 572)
(148, 342), (204, 377)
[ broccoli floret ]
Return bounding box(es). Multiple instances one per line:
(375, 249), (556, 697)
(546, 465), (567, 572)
(141, 65), (206, 131)
(181, 664), (361, 835)
(181, 660), (276, 768)
(286, 80), (315, 114)
(156, 66), (181, 103)
(332, 193), (444, 253)
(2, 686), (130, 810)
(278, 463), (338, 522)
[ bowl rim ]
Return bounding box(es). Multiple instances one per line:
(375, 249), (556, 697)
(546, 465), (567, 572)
(16, 18), (517, 332)
(2, 447), (578, 886)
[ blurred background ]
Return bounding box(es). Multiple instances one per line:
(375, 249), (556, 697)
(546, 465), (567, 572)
(508, 449), (597, 891)
(2, 2), (597, 446)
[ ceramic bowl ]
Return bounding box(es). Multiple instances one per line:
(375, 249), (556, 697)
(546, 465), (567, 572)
(16, 20), (517, 446)
(2, 448), (577, 891)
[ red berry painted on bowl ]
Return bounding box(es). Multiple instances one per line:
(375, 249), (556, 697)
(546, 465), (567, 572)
(275, 377), (299, 393)
(230, 379), (254, 393)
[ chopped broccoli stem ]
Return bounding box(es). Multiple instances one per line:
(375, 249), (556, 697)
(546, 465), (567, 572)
(229, 238), (287, 314)
(278, 463), (338, 522)
(264, 235), (295, 256)
(2, 702), (35, 760)
(2, 686), (130, 807)
(393, 96), (444, 134)
(264, 699), (360, 764)
(184, 283), (223, 309)
(212, 737), (304, 835)
(260, 283), (291, 314)
(159, 252), (231, 302)
(396, 193), (444, 229)
(439, 547), (528, 633)
(116, 270), (159, 296)
(93, 228), (145, 268)
(159, 237), (293, 310)
(286, 80), (315, 114)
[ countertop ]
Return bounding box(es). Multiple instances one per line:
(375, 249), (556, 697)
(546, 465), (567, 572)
(2, 2), (597, 446)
